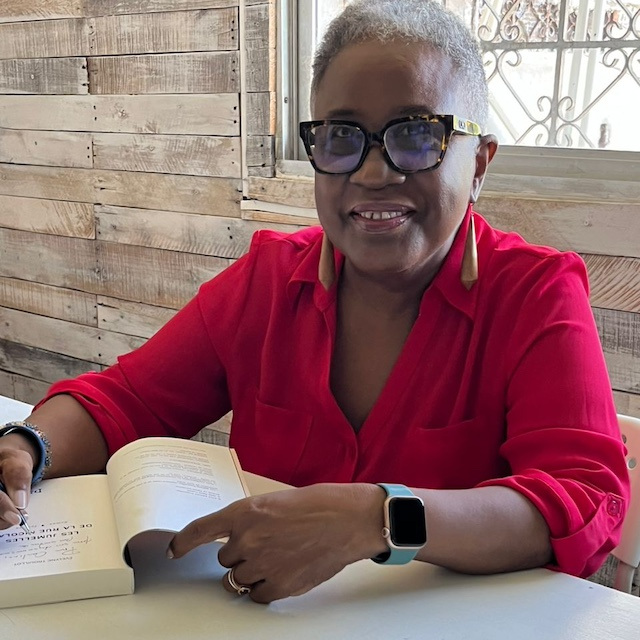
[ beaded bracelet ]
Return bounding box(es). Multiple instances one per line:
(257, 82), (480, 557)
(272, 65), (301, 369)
(0, 421), (52, 485)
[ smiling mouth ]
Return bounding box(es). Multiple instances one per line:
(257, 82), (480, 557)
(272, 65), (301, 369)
(354, 210), (408, 221)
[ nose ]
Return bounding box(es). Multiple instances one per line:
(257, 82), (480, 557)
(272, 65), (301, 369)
(349, 145), (406, 189)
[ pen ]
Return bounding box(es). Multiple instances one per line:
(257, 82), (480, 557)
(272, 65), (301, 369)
(0, 480), (31, 534)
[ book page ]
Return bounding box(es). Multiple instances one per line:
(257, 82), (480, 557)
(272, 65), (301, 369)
(106, 438), (247, 549)
(0, 475), (126, 581)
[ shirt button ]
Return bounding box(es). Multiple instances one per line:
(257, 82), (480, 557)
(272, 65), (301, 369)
(607, 497), (621, 516)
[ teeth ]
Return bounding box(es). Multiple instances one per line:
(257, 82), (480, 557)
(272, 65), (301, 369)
(357, 211), (405, 220)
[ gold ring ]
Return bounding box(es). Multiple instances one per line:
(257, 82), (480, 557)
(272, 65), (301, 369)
(226, 568), (252, 596)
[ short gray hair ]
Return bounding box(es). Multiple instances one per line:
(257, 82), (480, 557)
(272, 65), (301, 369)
(311, 0), (489, 129)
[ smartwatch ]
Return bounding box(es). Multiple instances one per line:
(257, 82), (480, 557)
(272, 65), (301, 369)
(372, 483), (427, 565)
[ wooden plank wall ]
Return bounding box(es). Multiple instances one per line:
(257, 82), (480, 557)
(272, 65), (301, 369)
(0, 0), (280, 443)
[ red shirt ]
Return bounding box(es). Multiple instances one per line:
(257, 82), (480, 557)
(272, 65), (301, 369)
(42, 211), (629, 577)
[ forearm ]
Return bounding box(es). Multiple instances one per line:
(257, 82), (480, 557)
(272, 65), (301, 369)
(412, 485), (552, 573)
(25, 394), (109, 477)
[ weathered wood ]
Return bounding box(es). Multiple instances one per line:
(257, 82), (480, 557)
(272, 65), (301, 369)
(0, 195), (94, 238)
(0, 94), (240, 135)
(93, 133), (241, 178)
(246, 135), (275, 168)
(244, 2), (275, 93)
(246, 92), (275, 135)
(613, 390), (640, 420)
(93, 171), (242, 216)
(245, 46), (274, 93)
(96, 205), (296, 258)
(0, 58), (88, 94)
(89, 8), (238, 56)
(88, 52), (239, 94)
(583, 254), (640, 314)
(248, 176), (315, 209)
(0, 370), (50, 406)
(0, 306), (144, 366)
(0, 163), (96, 202)
(0, 164), (242, 215)
(247, 166), (275, 177)
(483, 174), (640, 204)
(97, 241), (231, 308)
(0, 129), (93, 168)
(0, 0), (84, 24)
(593, 307), (640, 394)
(477, 197), (640, 258)
(85, 0), (237, 17)
(0, 17), (89, 59)
(0, 276), (96, 326)
(242, 209), (316, 227)
(193, 427), (230, 447)
(0, 228), (99, 292)
(0, 339), (101, 383)
(97, 296), (176, 339)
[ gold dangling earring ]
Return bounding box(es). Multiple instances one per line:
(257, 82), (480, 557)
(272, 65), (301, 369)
(460, 205), (478, 290)
(318, 232), (336, 290)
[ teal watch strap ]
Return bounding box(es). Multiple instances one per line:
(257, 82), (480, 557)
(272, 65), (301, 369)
(372, 483), (426, 565)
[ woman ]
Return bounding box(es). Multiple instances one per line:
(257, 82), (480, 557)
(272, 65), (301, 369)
(0, 0), (628, 603)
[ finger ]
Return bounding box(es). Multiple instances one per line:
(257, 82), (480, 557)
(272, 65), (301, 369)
(248, 580), (290, 605)
(217, 536), (246, 569)
(0, 491), (23, 529)
(168, 507), (234, 559)
(0, 449), (33, 510)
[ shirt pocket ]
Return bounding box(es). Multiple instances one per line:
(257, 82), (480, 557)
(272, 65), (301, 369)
(388, 416), (507, 489)
(233, 398), (313, 486)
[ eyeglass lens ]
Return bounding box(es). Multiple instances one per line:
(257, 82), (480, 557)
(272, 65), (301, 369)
(309, 120), (447, 173)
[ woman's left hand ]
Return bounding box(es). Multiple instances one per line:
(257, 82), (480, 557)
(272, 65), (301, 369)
(168, 483), (386, 603)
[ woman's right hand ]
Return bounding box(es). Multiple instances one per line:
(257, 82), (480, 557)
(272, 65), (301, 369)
(0, 434), (36, 529)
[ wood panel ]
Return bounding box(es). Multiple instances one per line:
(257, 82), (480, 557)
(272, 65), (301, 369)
(0, 0), (84, 24)
(0, 276), (96, 326)
(88, 52), (238, 94)
(0, 228), (99, 292)
(97, 296), (176, 339)
(93, 171), (242, 216)
(613, 390), (640, 420)
(583, 254), (640, 314)
(0, 163), (96, 202)
(248, 176), (315, 209)
(93, 133), (241, 178)
(0, 95), (240, 135)
(0, 195), (94, 238)
(96, 205), (297, 257)
(0, 58), (88, 94)
(594, 307), (640, 394)
(0, 129), (93, 168)
(483, 174), (640, 204)
(477, 197), (640, 258)
(0, 164), (242, 215)
(0, 17), (89, 59)
(246, 135), (275, 168)
(0, 306), (143, 365)
(85, 0), (237, 17)
(244, 3), (275, 93)
(0, 370), (50, 406)
(246, 92), (275, 136)
(97, 241), (231, 308)
(89, 8), (238, 56)
(0, 339), (101, 383)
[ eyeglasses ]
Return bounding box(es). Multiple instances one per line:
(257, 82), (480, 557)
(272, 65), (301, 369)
(299, 114), (481, 175)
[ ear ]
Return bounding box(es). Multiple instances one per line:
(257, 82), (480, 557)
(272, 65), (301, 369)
(469, 134), (498, 203)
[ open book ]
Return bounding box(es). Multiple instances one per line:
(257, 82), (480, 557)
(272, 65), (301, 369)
(0, 437), (248, 609)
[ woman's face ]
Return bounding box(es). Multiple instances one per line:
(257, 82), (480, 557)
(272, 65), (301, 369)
(312, 40), (493, 283)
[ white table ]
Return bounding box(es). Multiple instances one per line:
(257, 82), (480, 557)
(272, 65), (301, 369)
(2, 396), (640, 639)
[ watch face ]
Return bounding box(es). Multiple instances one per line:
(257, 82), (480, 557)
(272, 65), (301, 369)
(389, 497), (427, 547)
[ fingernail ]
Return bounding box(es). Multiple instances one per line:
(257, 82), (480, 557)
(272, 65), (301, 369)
(3, 511), (21, 527)
(14, 490), (27, 510)
(166, 547), (174, 559)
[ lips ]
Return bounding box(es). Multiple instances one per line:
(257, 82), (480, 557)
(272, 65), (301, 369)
(349, 202), (415, 232)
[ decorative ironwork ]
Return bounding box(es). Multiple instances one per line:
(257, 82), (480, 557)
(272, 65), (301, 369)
(475, 0), (640, 149)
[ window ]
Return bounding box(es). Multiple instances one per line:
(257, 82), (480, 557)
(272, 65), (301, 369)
(280, 0), (640, 162)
